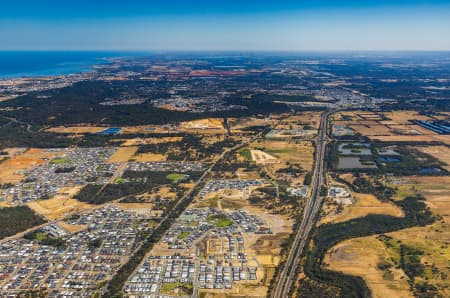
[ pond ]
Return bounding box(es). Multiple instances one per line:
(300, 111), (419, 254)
(419, 167), (441, 174)
(338, 156), (377, 169)
(379, 156), (401, 162)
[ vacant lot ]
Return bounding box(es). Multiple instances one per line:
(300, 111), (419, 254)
(132, 152), (166, 162)
(27, 186), (93, 220)
(0, 148), (60, 184)
(57, 221), (87, 233)
(180, 118), (224, 130)
(108, 146), (138, 163)
(322, 193), (403, 224)
(250, 149), (279, 164)
(260, 139), (313, 170)
(47, 125), (103, 134)
(122, 136), (183, 146)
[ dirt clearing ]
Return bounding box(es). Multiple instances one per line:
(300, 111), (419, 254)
(27, 186), (93, 220)
(250, 150), (279, 164)
(0, 148), (60, 184)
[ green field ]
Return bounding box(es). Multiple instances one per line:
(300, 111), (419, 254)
(166, 173), (187, 183)
(114, 177), (125, 184)
(207, 214), (234, 227)
(177, 231), (190, 239)
(238, 147), (252, 161)
(50, 157), (70, 165)
(160, 282), (193, 296)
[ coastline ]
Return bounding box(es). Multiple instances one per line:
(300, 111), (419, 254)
(0, 51), (133, 79)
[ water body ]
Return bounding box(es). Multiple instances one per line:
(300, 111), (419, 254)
(419, 167), (441, 174)
(379, 156), (401, 162)
(0, 51), (140, 78)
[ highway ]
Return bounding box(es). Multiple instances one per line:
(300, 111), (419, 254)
(272, 110), (332, 298)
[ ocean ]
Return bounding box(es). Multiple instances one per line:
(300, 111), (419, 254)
(0, 51), (136, 78)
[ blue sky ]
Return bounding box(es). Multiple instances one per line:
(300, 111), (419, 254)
(1, 0), (450, 51)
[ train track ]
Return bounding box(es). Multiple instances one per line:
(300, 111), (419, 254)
(272, 110), (332, 298)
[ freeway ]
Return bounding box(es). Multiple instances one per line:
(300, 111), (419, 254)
(272, 110), (332, 298)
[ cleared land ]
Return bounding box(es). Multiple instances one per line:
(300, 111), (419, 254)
(0, 148), (59, 184)
(250, 149), (279, 164)
(57, 221), (86, 233)
(122, 137), (183, 146)
(261, 140), (314, 170)
(108, 146), (138, 163)
(46, 125), (103, 134)
(179, 118), (224, 130)
(27, 186), (93, 220)
(322, 192), (404, 224)
(132, 152), (167, 162)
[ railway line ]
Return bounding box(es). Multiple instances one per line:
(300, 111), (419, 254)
(272, 110), (332, 298)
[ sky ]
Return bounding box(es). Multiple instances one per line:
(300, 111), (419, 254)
(1, 0), (450, 51)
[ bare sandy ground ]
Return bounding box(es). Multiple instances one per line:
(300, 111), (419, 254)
(250, 149), (279, 164)
(0, 148), (60, 184)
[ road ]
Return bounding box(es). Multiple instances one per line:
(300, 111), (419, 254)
(118, 119), (280, 298)
(272, 110), (332, 298)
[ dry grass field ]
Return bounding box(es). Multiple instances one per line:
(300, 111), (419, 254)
(321, 192), (404, 224)
(275, 112), (321, 130)
(228, 117), (271, 130)
(0, 148), (60, 184)
(121, 136), (183, 146)
(107, 146), (138, 163)
(46, 125), (104, 134)
(57, 221), (87, 233)
(325, 176), (450, 298)
(382, 111), (432, 124)
(349, 123), (393, 136)
(132, 152), (167, 162)
(369, 135), (450, 145)
(248, 139), (313, 188)
(27, 186), (93, 220)
(179, 118), (224, 130)
(258, 139), (314, 170)
(414, 145), (450, 171)
(324, 236), (413, 298)
(333, 110), (450, 144)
